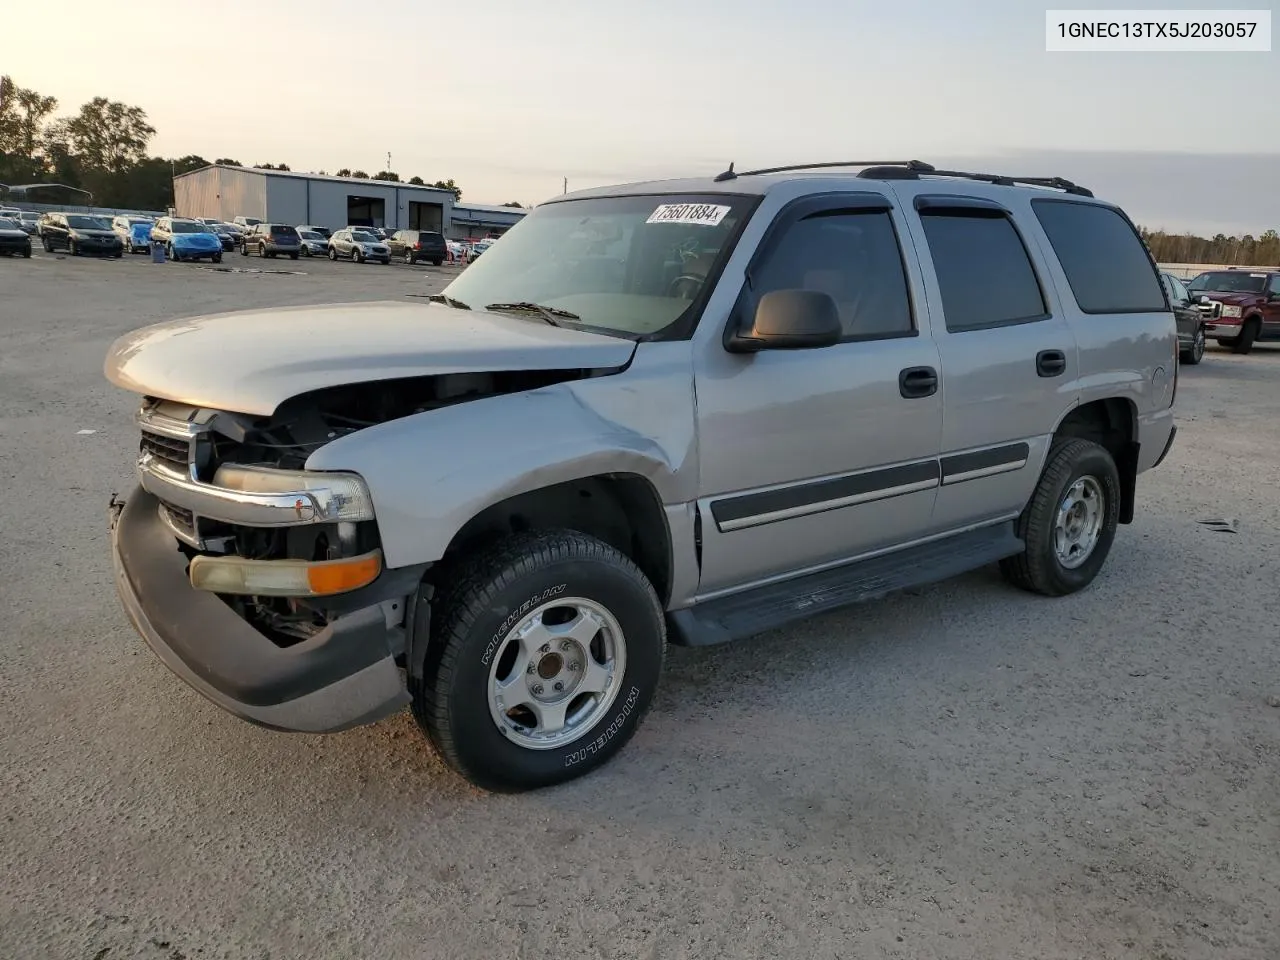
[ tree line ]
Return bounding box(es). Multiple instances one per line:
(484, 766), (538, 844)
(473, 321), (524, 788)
(0, 76), (486, 210)
(1139, 227), (1279, 267)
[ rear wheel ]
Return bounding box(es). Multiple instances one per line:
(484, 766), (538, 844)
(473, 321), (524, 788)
(404, 249), (415, 264)
(1231, 318), (1259, 355)
(1181, 326), (1205, 365)
(411, 530), (666, 791)
(1000, 438), (1121, 597)
(22, 246), (31, 258)
(289, 252), (298, 260)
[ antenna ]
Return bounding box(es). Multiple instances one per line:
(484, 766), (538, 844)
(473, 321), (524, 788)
(713, 162), (736, 182)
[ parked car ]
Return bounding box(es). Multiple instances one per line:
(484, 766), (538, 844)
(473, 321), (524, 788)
(297, 229), (329, 257)
(386, 229), (447, 266)
(105, 162), (1178, 792)
(1159, 273), (1206, 364)
(446, 239), (464, 262)
(0, 217), (33, 257)
(196, 217), (222, 226)
(467, 239), (494, 261)
(298, 224), (332, 239)
(239, 222), (301, 259)
(123, 221), (154, 254)
(151, 217), (224, 263)
(210, 224), (239, 252)
(1185, 269), (1280, 353)
(39, 212), (122, 257)
(0, 206), (22, 222)
(112, 215), (154, 247)
(232, 216), (263, 231)
(327, 228), (390, 264)
(15, 210), (41, 236)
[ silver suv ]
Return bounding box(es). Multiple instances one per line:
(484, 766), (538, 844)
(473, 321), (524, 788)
(105, 160), (1178, 791)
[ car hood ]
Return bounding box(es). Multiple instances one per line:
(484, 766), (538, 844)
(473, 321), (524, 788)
(104, 300), (637, 415)
(1196, 291), (1262, 304)
(0, 228), (27, 237)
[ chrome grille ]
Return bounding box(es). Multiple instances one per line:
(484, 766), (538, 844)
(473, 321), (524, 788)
(157, 500), (196, 539)
(1195, 300), (1222, 320)
(140, 429), (190, 471)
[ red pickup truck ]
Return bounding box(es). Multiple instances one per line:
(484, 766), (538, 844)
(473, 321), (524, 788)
(1186, 269), (1280, 354)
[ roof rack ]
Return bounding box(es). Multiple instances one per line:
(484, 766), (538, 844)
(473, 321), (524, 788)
(712, 160), (1093, 197)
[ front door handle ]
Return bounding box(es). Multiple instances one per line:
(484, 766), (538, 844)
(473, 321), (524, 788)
(899, 366), (938, 399)
(1036, 349), (1067, 378)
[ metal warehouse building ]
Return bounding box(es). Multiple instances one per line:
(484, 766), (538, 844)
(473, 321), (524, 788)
(449, 202), (527, 240)
(173, 165), (457, 234)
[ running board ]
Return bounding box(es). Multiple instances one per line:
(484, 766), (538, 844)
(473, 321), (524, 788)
(667, 522), (1023, 647)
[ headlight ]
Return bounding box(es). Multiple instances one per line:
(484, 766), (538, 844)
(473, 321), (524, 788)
(1221, 305), (1243, 318)
(212, 464), (376, 522)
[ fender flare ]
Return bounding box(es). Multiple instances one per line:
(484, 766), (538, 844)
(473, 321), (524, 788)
(305, 385), (683, 569)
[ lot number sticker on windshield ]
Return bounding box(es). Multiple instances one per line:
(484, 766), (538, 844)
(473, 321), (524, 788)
(646, 203), (731, 227)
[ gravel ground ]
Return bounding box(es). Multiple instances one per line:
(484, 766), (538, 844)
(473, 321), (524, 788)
(2, 251), (1279, 960)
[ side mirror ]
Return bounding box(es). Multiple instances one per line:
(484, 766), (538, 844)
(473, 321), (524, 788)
(726, 289), (843, 353)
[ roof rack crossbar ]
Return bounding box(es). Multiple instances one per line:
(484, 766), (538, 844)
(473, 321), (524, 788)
(728, 160), (936, 179)
(917, 168), (1094, 197)
(715, 159), (1093, 196)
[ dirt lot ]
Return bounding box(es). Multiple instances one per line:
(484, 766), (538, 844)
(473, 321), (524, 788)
(2, 251), (1279, 960)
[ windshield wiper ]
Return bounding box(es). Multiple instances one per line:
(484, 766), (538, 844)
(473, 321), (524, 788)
(484, 302), (581, 327)
(427, 293), (471, 310)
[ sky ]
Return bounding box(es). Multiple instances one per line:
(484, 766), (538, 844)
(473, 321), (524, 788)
(3, 0), (1277, 234)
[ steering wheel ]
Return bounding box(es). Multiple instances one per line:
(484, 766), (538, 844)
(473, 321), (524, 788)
(668, 274), (705, 299)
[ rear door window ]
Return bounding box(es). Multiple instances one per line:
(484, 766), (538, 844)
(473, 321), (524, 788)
(918, 210), (1047, 332)
(1032, 200), (1165, 313)
(271, 225), (297, 237)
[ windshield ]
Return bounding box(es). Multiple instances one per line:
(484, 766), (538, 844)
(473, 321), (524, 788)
(1188, 271), (1267, 294)
(67, 216), (109, 230)
(352, 231), (378, 242)
(440, 194), (753, 337)
(170, 221), (209, 233)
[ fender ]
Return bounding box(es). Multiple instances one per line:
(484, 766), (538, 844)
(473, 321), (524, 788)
(305, 342), (698, 569)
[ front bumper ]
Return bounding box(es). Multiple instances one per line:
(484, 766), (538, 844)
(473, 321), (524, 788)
(174, 244), (221, 258)
(1205, 320), (1242, 340)
(109, 486), (410, 732)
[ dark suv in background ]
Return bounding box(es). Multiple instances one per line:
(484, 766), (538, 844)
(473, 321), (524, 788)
(239, 223), (301, 260)
(39, 213), (123, 257)
(386, 229), (447, 265)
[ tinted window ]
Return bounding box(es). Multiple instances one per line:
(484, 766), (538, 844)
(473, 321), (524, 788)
(919, 212), (1046, 331)
(1032, 200), (1165, 313)
(750, 210), (913, 339)
(270, 225), (297, 237)
(1269, 275), (1280, 296)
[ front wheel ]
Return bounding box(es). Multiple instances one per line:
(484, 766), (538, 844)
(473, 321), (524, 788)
(212, 252), (222, 264)
(240, 243), (249, 256)
(411, 530), (666, 792)
(328, 246), (337, 260)
(68, 240), (78, 256)
(352, 248), (362, 263)
(1231, 318), (1259, 355)
(404, 249), (415, 265)
(1000, 438), (1121, 597)
(1181, 326), (1205, 365)
(289, 252), (298, 260)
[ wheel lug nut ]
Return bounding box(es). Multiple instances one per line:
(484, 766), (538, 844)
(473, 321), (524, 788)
(540, 644), (551, 654)
(531, 683), (543, 696)
(527, 663), (536, 674)
(568, 662), (581, 672)
(560, 640), (572, 652)
(554, 681), (563, 692)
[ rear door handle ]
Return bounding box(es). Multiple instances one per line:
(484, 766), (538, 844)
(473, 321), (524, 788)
(1036, 349), (1067, 378)
(899, 366), (938, 399)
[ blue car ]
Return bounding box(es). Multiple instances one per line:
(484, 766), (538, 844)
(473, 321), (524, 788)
(126, 221), (153, 255)
(151, 216), (224, 263)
